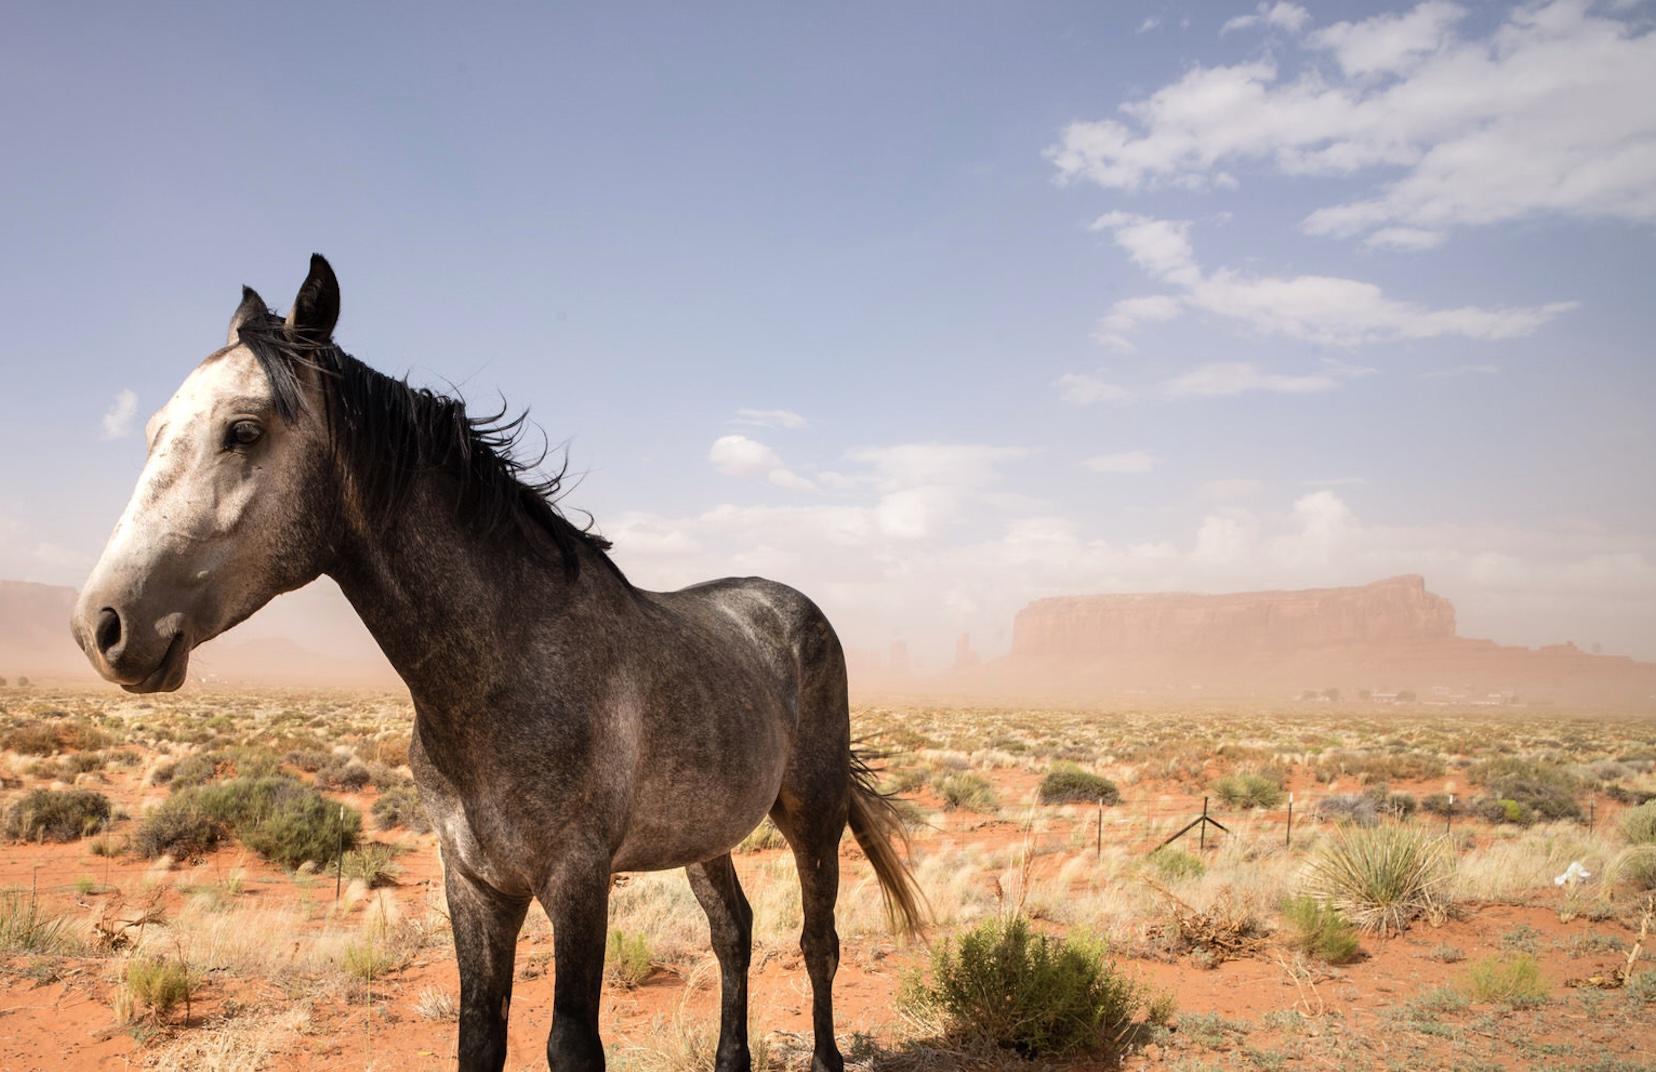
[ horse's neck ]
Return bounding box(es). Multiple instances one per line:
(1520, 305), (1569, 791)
(328, 477), (631, 708)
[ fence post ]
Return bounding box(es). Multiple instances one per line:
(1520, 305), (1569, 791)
(1286, 793), (1294, 848)
(335, 804), (345, 901)
(1199, 796), (1209, 852)
(1095, 796), (1103, 860)
(1447, 793), (1454, 838)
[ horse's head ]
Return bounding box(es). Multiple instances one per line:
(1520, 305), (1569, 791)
(72, 256), (343, 692)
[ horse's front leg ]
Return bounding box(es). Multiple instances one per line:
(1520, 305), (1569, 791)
(540, 853), (612, 1071)
(447, 866), (531, 1072)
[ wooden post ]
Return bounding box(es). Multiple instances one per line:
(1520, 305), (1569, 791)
(1588, 796), (1595, 831)
(1447, 793), (1454, 838)
(335, 804), (345, 901)
(1286, 793), (1294, 848)
(1199, 797), (1209, 852)
(1095, 796), (1103, 860)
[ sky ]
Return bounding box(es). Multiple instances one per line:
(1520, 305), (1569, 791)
(1, 0), (1653, 670)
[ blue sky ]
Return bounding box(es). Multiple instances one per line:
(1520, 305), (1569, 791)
(2, 0), (1653, 667)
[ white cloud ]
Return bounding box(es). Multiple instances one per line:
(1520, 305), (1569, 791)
(733, 408), (807, 429)
(1089, 212), (1575, 345)
(1222, 2), (1311, 36)
(709, 434), (781, 477)
(1138, 16), (1161, 34)
(1050, 2), (1656, 241)
(1363, 226), (1446, 251)
(1084, 450), (1156, 474)
(708, 434), (814, 491)
(1093, 293), (1183, 350)
(1307, 1), (1466, 77)
(1163, 361), (1338, 397)
(101, 389), (137, 440)
(1056, 373), (1133, 406)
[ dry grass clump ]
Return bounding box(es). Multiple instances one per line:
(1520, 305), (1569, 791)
(606, 928), (655, 987)
(1150, 884), (1267, 966)
(1622, 801), (1656, 845)
(116, 954), (197, 1023)
(371, 781), (430, 833)
(934, 772), (997, 812)
(0, 888), (80, 954)
(3, 787), (111, 842)
(1302, 823), (1453, 936)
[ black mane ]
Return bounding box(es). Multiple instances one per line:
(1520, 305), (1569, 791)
(236, 310), (620, 582)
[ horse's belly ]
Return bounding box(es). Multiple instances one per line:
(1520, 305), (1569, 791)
(610, 715), (788, 872)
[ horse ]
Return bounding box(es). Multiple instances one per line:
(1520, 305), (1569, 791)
(71, 254), (924, 1072)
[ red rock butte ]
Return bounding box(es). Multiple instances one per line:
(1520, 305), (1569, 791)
(1004, 575), (1656, 706)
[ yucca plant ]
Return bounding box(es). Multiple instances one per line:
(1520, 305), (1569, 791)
(1302, 823), (1454, 936)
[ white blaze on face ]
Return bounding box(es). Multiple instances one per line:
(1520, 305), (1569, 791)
(73, 345), (316, 690)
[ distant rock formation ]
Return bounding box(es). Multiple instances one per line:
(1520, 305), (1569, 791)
(1002, 575), (1656, 705)
(1014, 575), (1454, 660)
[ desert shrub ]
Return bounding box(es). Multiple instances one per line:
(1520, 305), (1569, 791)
(1314, 750), (1445, 784)
(120, 956), (195, 1022)
(1, 722), (63, 755)
(1213, 770), (1282, 810)
(1302, 824), (1454, 936)
(737, 817), (787, 852)
(1627, 970), (1656, 1006)
(605, 929), (654, 987)
(371, 782), (430, 833)
(136, 776), (359, 869)
(1606, 846), (1656, 893)
(1470, 758), (1581, 823)
(225, 745), (282, 780)
(356, 733), (411, 769)
(1621, 801), (1656, 845)
(1462, 954), (1548, 1008)
(133, 796), (225, 860)
(168, 751), (223, 789)
(316, 757), (372, 791)
(1038, 763), (1119, 805)
(341, 844), (401, 888)
(899, 916), (1151, 1058)
(3, 788), (111, 842)
(0, 889), (78, 954)
(1421, 793), (1462, 817)
(1317, 794), (1380, 828)
(1149, 848), (1204, 882)
(285, 748), (332, 773)
(934, 773), (997, 812)
(1280, 897), (1361, 964)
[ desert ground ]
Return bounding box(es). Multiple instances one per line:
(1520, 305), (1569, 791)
(1, 687), (1654, 1071)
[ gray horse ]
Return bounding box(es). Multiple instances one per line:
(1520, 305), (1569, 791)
(71, 255), (924, 1072)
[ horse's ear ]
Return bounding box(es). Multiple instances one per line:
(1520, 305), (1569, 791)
(227, 286), (267, 346)
(285, 253), (339, 341)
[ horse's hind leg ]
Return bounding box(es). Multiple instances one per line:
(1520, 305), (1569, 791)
(686, 853), (754, 1072)
(772, 705), (850, 1072)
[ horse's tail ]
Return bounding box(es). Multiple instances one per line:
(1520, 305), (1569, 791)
(847, 747), (928, 938)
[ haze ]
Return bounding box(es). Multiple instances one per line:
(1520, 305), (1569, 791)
(2, 1), (1653, 680)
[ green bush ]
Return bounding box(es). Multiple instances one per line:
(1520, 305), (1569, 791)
(605, 929), (654, 987)
(168, 751), (224, 789)
(135, 775), (359, 869)
(121, 956), (195, 1022)
(1470, 758), (1581, 823)
(1608, 845), (1656, 893)
(342, 844), (401, 888)
(1621, 801), (1656, 845)
(133, 796), (226, 860)
(1462, 954), (1549, 1008)
(3, 789), (111, 842)
(371, 782), (430, 833)
(1038, 763), (1119, 805)
(1213, 770), (1283, 810)
(899, 916), (1152, 1058)
(1280, 897), (1360, 965)
(1302, 824), (1454, 936)
(1148, 848), (1204, 882)
(934, 773), (997, 812)
(1, 722), (64, 755)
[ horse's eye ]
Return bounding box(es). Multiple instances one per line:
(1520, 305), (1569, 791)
(226, 420), (263, 449)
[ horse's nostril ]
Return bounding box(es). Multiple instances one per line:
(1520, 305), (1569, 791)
(94, 608), (123, 658)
